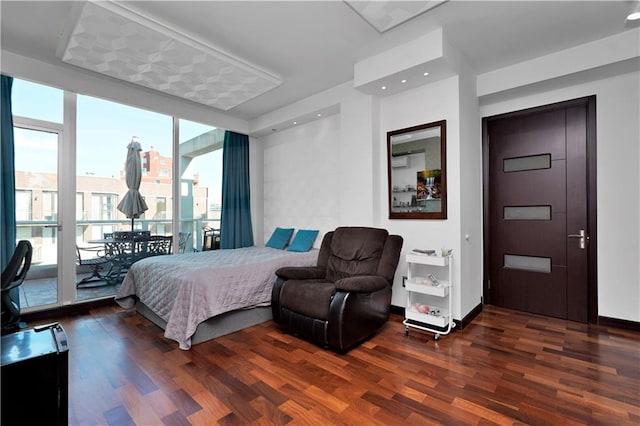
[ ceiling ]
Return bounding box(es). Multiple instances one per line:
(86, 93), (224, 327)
(1, 1), (637, 121)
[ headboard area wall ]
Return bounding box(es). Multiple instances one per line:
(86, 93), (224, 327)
(261, 114), (341, 248)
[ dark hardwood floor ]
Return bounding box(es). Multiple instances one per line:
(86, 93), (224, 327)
(24, 304), (640, 425)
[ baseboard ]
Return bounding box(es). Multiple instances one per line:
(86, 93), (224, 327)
(20, 298), (116, 324)
(457, 302), (483, 330)
(390, 305), (404, 316)
(598, 315), (640, 332)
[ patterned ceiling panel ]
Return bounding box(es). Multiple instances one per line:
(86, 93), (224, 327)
(58, 1), (281, 111)
(345, 0), (448, 33)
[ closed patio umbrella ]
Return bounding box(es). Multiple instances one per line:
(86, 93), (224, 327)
(117, 137), (148, 230)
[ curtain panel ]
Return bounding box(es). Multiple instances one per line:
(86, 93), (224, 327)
(220, 131), (254, 249)
(1, 74), (16, 270)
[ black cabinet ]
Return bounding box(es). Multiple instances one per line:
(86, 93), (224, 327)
(1, 323), (69, 425)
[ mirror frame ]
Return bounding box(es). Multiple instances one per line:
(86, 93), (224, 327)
(387, 120), (447, 220)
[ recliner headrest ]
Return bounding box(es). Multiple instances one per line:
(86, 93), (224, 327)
(325, 227), (389, 282)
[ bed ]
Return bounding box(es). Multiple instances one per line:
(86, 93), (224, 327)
(114, 246), (319, 349)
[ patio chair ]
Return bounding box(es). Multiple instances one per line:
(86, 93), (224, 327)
(178, 232), (192, 253)
(202, 227), (220, 251)
(76, 245), (113, 287)
(103, 238), (141, 285)
(140, 235), (173, 258)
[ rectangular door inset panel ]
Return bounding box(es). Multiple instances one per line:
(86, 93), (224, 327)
(504, 205), (551, 220)
(503, 154), (551, 172)
(504, 254), (551, 273)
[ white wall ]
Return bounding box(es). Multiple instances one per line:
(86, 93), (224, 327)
(260, 114), (341, 245)
(480, 69), (640, 322)
(338, 90), (378, 225)
(258, 87), (380, 246)
(257, 58), (640, 324)
(457, 62), (483, 321)
(378, 76), (465, 315)
(257, 76), (479, 321)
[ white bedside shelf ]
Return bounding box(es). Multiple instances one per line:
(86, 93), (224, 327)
(403, 253), (455, 340)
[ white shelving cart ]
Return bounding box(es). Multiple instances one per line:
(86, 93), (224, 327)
(403, 252), (455, 340)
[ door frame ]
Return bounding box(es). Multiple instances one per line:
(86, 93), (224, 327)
(482, 96), (598, 323)
(13, 116), (66, 311)
(13, 91), (77, 311)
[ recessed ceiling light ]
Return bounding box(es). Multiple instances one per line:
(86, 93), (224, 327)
(401, 79), (407, 84)
(381, 86), (387, 90)
(627, 1), (640, 20)
(423, 72), (430, 76)
(293, 121), (297, 125)
(317, 113), (322, 117)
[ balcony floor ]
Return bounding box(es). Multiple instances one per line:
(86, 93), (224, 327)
(20, 274), (121, 308)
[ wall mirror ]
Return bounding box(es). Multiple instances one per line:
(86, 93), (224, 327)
(387, 120), (447, 219)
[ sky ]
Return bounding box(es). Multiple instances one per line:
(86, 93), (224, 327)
(12, 78), (223, 205)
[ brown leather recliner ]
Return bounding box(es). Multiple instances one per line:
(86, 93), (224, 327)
(271, 227), (403, 352)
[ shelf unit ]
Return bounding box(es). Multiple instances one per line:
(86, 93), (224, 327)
(403, 253), (455, 340)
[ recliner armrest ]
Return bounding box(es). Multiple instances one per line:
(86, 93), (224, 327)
(275, 266), (326, 280)
(334, 275), (388, 293)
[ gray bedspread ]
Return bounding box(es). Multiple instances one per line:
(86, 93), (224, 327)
(114, 246), (318, 349)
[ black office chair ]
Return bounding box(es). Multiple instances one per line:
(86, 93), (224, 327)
(1, 240), (33, 331)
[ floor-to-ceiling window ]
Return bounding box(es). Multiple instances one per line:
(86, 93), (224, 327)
(75, 94), (173, 298)
(178, 119), (223, 252)
(11, 77), (224, 308)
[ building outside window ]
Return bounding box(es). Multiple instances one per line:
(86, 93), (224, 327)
(76, 192), (85, 221)
(91, 193), (117, 221)
(42, 191), (58, 243)
(42, 191), (58, 222)
(16, 190), (34, 240)
(156, 197), (167, 220)
(16, 190), (32, 221)
(90, 193), (117, 239)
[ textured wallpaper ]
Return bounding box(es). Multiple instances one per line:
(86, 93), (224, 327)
(262, 115), (341, 247)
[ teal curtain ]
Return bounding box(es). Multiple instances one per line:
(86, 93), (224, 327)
(220, 131), (254, 249)
(1, 74), (16, 271)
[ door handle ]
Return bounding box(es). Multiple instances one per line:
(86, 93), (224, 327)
(568, 229), (588, 249)
(44, 224), (62, 230)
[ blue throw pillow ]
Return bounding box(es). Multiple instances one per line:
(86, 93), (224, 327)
(287, 230), (319, 252)
(265, 227), (294, 250)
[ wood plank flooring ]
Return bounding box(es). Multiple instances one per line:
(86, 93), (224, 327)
(29, 305), (640, 425)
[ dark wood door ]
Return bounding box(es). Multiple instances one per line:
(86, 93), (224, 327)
(484, 98), (594, 322)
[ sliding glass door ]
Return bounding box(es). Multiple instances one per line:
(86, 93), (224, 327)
(11, 79), (65, 311)
(13, 124), (62, 309)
